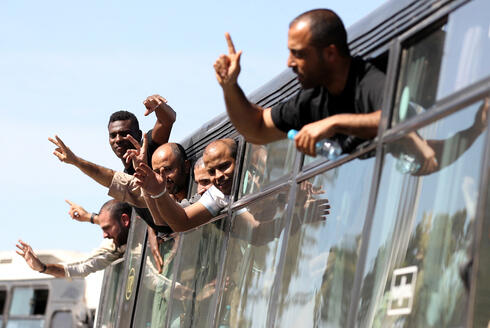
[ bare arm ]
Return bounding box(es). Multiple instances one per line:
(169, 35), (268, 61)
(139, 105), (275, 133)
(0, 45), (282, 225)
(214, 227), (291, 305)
(214, 33), (285, 144)
(294, 110), (382, 156)
(134, 163), (214, 232)
(16, 240), (66, 278)
(49, 135), (114, 187)
(143, 94), (176, 145)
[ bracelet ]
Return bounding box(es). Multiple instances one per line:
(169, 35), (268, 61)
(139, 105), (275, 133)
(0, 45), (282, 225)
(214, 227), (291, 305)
(90, 213), (96, 224)
(150, 187), (167, 199)
(39, 263), (47, 273)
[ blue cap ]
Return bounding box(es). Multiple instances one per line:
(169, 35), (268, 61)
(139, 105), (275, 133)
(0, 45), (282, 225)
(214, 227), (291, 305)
(287, 129), (298, 140)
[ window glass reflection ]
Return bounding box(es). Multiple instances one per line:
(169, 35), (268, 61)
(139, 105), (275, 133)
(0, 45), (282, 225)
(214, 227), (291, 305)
(167, 218), (228, 327)
(437, 0), (490, 99)
(357, 99), (488, 327)
(133, 236), (179, 328)
(217, 189), (289, 327)
(393, 23), (446, 125)
(98, 261), (124, 328)
(6, 319), (44, 328)
(239, 139), (295, 198)
(275, 157), (375, 327)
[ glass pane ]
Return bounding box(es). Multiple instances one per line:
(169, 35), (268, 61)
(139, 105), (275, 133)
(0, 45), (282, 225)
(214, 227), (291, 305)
(393, 24), (446, 125)
(357, 99), (488, 327)
(98, 260), (125, 328)
(437, 0), (490, 99)
(276, 156), (375, 327)
(217, 189), (290, 327)
(239, 139), (295, 198)
(50, 311), (73, 328)
(133, 236), (180, 328)
(6, 319), (44, 328)
(471, 177), (490, 327)
(9, 287), (48, 316)
(115, 215), (147, 325)
(168, 218), (228, 328)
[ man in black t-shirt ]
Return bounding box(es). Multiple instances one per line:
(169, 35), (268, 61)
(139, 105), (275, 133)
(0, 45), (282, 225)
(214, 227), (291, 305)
(214, 9), (385, 156)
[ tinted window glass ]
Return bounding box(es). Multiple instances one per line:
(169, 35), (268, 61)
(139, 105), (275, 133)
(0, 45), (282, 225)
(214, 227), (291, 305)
(357, 99), (488, 327)
(275, 156), (375, 327)
(9, 287), (48, 316)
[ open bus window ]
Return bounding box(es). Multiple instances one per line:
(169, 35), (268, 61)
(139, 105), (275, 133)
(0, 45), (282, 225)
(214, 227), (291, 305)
(0, 289), (6, 317)
(9, 287), (48, 316)
(239, 139), (295, 198)
(393, 0), (490, 127)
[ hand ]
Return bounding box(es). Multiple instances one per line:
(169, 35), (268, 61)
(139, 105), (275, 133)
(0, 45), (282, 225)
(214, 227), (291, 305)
(147, 228), (163, 274)
(407, 133), (438, 176)
(305, 198), (330, 223)
(123, 133), (148, 171)
(473, 97), (489, 133)
(134, 162), (167, 196)
(16, 240), (44, 272)
(214, 33), (243, 88)
(143, 94), (176, 122)
(294, 118), (336, 156)
(65, 199), (90, 222)
(48, 135), (78, 165)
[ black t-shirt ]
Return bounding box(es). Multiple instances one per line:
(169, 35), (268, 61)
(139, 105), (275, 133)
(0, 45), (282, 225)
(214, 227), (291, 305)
(271, 57), (385, 153)
(124, 129), (173, 234)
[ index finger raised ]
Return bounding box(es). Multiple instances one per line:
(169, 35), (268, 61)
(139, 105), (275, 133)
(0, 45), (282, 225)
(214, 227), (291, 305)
(65, 199), (74, 206)
(126, 134), (141, 149)
(225, 32), (236, 54)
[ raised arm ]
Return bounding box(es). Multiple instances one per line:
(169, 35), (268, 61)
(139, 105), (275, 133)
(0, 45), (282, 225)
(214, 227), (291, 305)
(49, 135), (114, 187)
(65, 200), (99, 225)
(16, 240), (66, 278)
(214, 33), (285, 144)
(143, 94), (176, 145)
(134, 162), (213, 232)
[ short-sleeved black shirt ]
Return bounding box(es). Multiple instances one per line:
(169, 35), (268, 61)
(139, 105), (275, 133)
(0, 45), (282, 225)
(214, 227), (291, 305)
(271, 57), (385, 153)
(124, 129), (173, 234)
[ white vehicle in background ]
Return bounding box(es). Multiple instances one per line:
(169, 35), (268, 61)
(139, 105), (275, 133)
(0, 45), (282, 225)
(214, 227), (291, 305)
(0, 250), (103, 328)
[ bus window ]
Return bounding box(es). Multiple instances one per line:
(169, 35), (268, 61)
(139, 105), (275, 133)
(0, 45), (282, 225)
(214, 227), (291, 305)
(239, 139), (295, 198)
(358, 98), (488, 327)
(393, 22), (447, 126)
(0, 289), (6, 318)
(9, 287), (48, 316)
(50, 311), (73, 328)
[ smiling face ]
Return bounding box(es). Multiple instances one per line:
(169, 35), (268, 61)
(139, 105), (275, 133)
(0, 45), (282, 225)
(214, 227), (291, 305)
(203, 141), (236, 195)
(108, 119), (141, 159)
(287, 20), (329, 89)
(152, 144), (188, 196)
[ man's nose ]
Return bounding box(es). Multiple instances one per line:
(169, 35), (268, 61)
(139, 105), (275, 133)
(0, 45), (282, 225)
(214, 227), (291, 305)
(215, 169), (224, 180)
(287, 54), (296, 68)
(103, 232), (109, 239)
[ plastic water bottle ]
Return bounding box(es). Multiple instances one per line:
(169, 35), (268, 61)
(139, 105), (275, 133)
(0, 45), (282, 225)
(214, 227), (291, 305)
(395, 153), (421, 174)
(218, 305), (231, 328)
(287, 129), (342, 160)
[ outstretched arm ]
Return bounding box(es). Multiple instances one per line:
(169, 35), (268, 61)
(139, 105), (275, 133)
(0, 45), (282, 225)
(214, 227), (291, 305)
(16, 240), (65, 278)
(134, 163), (213, 232)
(49, 135), (114, 188)
(214, 33), (285, 144)
(65, 200), (99, 225)
(143, 94), (176, 145)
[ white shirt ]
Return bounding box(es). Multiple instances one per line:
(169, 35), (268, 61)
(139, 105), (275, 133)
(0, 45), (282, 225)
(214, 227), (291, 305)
(198, 185), (230, 216)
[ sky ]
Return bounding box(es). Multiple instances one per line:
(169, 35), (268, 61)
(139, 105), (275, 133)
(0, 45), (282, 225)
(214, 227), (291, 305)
(0, 0), (387, 253)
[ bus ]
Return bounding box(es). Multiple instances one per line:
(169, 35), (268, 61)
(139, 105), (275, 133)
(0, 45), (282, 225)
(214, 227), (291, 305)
(0, 250), (103, 328)
(95, 0), (490, 326)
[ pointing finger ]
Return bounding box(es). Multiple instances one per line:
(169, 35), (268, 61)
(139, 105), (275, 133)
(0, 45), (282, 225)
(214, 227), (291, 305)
(126, 134), (141, 149)
(225, 32), (236, 54)
(65, 199), (74, 206)
(48, 137), (60, 147)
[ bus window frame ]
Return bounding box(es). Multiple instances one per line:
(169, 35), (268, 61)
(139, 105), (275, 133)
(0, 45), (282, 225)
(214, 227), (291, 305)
(6, 284), (50, 323)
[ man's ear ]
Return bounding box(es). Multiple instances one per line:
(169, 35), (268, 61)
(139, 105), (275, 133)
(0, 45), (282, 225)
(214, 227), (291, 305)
(121, 213), (131, 228)
(322, 44), (337, 61)
(184, 159), (191, 174)
(136, 129), (143, 141)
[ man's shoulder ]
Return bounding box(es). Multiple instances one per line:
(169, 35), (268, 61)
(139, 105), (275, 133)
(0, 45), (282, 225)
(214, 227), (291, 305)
(353, 57), (385, 83)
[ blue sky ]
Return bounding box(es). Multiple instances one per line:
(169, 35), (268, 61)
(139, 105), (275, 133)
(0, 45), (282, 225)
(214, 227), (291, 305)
(0, 0), (386, 252)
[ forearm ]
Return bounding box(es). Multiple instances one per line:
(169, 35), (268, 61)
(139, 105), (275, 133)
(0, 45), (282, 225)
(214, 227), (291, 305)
(222, 84), (269, 143)
(152, 108), (176, 145)
(74, 156), (114, 188)
(330, 110), (381, 139)
(43, 264), (66, 278)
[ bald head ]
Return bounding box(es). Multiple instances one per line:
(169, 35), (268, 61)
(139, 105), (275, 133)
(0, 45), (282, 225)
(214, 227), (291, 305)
(290, 9), (349, 57)
(203, 139), (237, 195)
(151, 143), (189, 196)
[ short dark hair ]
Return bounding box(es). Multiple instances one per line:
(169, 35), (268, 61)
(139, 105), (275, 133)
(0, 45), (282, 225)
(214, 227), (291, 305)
(108, 110), (140, 132)
(291, 9), (350, 57)
(99, 200), (132, 221)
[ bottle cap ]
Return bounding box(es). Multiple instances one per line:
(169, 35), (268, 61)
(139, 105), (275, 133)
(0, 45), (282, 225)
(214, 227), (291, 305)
(287, 129), (298, 140)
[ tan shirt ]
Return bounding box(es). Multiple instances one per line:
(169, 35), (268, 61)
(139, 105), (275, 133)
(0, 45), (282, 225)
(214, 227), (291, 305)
(108, 171), (146, 208)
